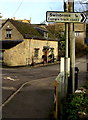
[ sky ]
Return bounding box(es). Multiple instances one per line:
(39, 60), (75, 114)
(0, 0), (87, 24)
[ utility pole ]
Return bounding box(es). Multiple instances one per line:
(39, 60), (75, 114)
(64, 1), (69, 96)
(68, 0), (75, 93)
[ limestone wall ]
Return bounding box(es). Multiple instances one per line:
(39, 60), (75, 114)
(75, 32), (85, 44)
(4, 39), (58, 66)
(4, 39), (29, 66)
(1, 21), (23, 40)
(29, 39), (58, 63)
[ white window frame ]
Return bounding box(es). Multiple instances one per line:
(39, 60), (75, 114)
(44, 32), (48, 39)
(6, 29), (12, 38)
(75, 32), (80, 37)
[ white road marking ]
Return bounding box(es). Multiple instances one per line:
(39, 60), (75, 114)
(2, 86), (16, 90)
(3, 76), (19, 81)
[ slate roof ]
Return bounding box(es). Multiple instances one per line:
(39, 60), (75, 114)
(9, 19), (43, 39)
(2, 19), (57, 41)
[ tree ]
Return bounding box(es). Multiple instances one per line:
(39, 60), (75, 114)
(0, 13), (2, 18)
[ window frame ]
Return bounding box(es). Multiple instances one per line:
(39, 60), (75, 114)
(75, 32), (80, 37)
(34, 48), (39, 58)
(44, 32), (48, 39)
(6, 29), (12, 38)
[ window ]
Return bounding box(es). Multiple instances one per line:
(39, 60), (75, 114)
(34, 48), (39, 58)
(75, 32), (80, 37)
(6, 29), (12, 38)
(44, 32), (48, 39)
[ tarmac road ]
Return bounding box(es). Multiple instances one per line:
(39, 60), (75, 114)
(2, 64), (59, 119)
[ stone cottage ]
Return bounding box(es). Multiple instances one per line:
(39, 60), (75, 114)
(0, 19), (59, 66)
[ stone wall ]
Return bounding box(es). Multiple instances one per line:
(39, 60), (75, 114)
(29, 39), (58, 64)
(3, 39), (29, 66)
(1, 21), (23, 40)
(3, 39), (58, 66)
(75, 32), (85, 44)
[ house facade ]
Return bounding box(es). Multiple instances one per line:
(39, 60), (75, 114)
(4, 39), (58, 66)
(74, 23), (86, 45)
(0, 19), (58, 66)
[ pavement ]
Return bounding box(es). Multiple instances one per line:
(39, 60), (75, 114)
(75, 55), (88, 88)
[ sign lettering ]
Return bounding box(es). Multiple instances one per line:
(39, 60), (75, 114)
(46, 11), (86, 23)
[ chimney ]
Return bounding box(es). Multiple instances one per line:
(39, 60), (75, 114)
(12, 17), (16, 20)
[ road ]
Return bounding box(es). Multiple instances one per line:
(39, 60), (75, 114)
(2, 64), (59, 119)
(1, 55), (88, 119)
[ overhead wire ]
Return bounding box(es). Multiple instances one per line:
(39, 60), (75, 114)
(12, 0), (23, 18)
(79, 1), (85, 11)
(74, 0), (86, 12)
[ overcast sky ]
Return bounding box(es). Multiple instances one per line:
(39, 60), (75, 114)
(0, 0), (87, 24)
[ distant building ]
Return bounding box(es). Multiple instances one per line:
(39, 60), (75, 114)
(47, 23), (86, 45)
(12, 17), (31, 24)
(85, 23), (88, 46)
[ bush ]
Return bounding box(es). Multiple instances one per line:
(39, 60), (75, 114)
(65, 91), (88, 120)
(59, 38), (88, 58)
(64, 86), (88, 120)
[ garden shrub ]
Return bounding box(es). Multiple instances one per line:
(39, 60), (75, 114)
(65, 91), (88, 120)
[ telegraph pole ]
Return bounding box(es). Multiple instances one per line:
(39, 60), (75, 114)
(64, 1), (69, 96)
(64, 0), (75, 94)
(68, 0), (75, 93)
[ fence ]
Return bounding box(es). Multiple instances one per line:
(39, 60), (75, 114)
(54, 72), (65, 120)
(54, 68), (79, 120)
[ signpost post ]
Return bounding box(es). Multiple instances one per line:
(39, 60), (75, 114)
(68, 0), (75, 93)
(64, 1), (69, 96)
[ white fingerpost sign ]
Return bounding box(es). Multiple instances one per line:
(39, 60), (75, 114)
(46, 11), (86, 23)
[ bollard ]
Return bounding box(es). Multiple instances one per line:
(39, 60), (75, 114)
(75, 67), (79, 91)
(68, 67), (79, 94)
